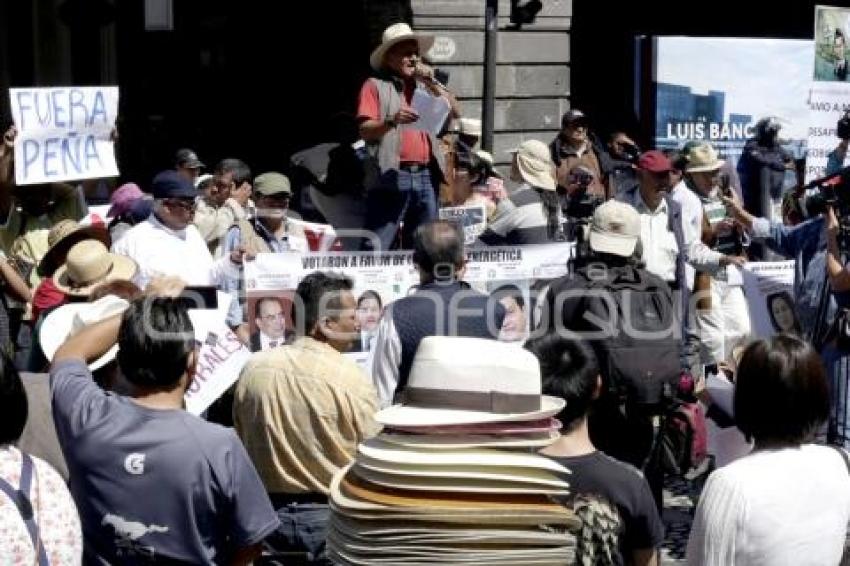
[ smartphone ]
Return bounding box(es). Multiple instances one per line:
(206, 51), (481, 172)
(177, 286), (219, 310)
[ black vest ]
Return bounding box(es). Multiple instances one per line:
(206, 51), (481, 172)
(391, 281), (506, 391)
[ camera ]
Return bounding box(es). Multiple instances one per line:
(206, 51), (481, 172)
(563, 167), (603, 221)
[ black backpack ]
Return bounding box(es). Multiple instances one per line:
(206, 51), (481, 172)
(570, 265), (682, 409)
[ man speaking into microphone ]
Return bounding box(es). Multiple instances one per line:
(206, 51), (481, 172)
(357, 23), (459, 250)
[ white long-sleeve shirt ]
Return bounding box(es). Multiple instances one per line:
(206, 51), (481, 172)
(669, 181), (724, 290)
(111, 214), (235, 290)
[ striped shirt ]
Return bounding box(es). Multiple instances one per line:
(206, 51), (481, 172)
(480, 184), (560, 245)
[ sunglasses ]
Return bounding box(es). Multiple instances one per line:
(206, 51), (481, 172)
(165, 198), (196, 212)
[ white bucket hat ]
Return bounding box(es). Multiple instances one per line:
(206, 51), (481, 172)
(588, 200), (641, 258)
(370, 23), (435, 71)
(508, 140), (556, 191)
(375, 336), (564, 427)
(40, 295), (131, 370)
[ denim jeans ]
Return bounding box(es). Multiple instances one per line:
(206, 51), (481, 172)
(823, 344), (850, 448)
(261, 503), (331, 565)
(363, 166), (438, 250)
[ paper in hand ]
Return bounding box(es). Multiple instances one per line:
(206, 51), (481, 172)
(400, 86), (451, 136)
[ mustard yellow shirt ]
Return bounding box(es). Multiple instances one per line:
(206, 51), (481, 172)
(233, 336), (380, 495)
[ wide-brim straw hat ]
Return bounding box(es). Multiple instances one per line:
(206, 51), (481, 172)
(37, 219), (110, 277)
(40, 295), (130, 370)
(376, 336), (564, 428)
(378, 431), (559, 450)
(685, 142), (726, 173)
(52, 239), (137, 297)
(370, 23), (435, 71)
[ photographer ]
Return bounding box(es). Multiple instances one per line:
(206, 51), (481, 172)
(826, 112), (850, 176)
(737, 117), (793, 226)
(550, 109), (608, 199)
(724, 193), (850, 447)
(605, 131), (640, 197)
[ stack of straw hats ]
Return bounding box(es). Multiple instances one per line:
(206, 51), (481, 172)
(328, 337), (579, 565)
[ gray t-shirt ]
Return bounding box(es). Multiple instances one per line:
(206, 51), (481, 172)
(50, 359), (279, 564)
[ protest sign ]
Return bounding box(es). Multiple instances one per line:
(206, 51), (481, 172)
(9, 86), (119, 185)
(183, 291), (252, 415)
(244, 243), (573, 358)
(741, 261), (798, 338)
(184, 324), (252, 415)
(807, 6), (850, 181)
(439, 205), (486, 245)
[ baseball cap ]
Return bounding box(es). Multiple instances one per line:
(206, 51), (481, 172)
(637, 150), (673, 173)
(253, 172), (291, 196)
(588, 200), (641, 258)
(561, 109), (587, 128)
(174, 148), (205, 169)
(150, 170), (198, 199)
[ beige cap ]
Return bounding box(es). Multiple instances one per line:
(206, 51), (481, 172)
(588, 200), (641, 257)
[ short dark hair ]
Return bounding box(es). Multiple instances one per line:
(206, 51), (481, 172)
(492, 284), (525, 310)
(412, 220), (464, 279)
(215, 158), (252, 187)
(117, 298), (195, 389)
(734, 334), (829, 446)
(0, 352), (27, 445)
(664, 149), (687, 172)
(357, 290), (382, 310)
(294, 271), (354, 334)
(525, 334), (599, 431)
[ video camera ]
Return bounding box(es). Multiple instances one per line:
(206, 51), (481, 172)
(797, 166), (850, 250)
(563, 168), (603, 221)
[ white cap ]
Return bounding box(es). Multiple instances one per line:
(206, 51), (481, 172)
(588, 200), (641, 257)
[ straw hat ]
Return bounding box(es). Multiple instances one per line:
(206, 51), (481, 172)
(508, 140), (556, 191)
(351, 465), (569, 495)
(37, 219), (110, 277)
(40, 295), (130, 370)
(370, 23), (435, 71)
(685, 142), (725, 173)
(375, 337), (564, 427)
(52, 240), (138, 297)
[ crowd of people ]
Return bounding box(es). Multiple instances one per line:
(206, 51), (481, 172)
(0, 20), (849, 566)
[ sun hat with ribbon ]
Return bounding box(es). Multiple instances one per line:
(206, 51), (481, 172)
(375, 336), (564, 427)
(40, 295), (131, 370)
(52, 240), (138, 297)
(508, 140), (556, 192)
(370, 23), (435, 71)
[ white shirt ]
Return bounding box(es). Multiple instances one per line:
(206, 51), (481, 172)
(687, 444), (850, 566)
(368, 308), (403, 408)
(669, 181), (724, 290)
(629, 189), (679, 283)
(259, 331), (285, 351)
(112, 214), (233, 290)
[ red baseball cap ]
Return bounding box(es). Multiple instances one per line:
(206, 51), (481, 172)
(638, 150), (673, 173)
